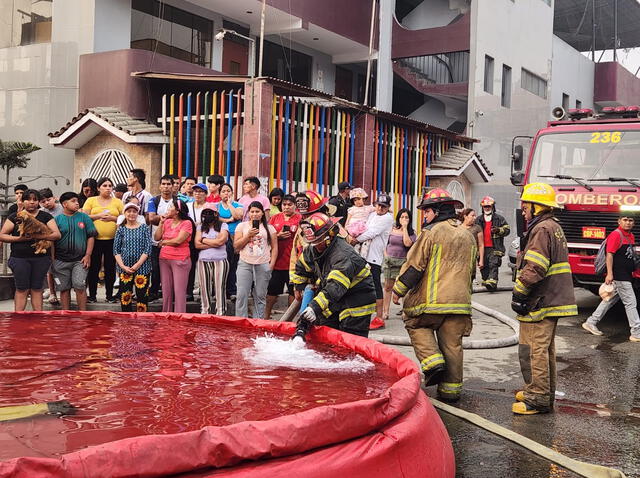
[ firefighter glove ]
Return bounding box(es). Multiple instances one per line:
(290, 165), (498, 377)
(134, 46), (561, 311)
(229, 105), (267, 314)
(511, 292), (529, 316)
(300, 306), (317, 324)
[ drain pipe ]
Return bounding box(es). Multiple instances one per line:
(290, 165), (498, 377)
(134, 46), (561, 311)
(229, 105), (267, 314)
(369, 301), (519, 349)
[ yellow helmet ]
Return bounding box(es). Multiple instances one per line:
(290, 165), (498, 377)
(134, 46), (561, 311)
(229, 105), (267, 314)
(520, 182), (560, 208)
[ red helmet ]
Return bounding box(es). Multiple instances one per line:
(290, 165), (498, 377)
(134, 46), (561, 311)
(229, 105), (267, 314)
(296, 190), (329, 216)
(480, 196), (495, 207)
(418, 188), (463, 210)
(300, 213), (340, 245)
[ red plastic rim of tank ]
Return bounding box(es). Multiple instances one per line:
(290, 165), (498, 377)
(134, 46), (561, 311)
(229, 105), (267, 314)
(0, 310), (455, 478)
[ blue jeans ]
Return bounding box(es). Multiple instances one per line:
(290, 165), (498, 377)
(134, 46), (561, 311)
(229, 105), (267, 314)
(587, 280), (640, 336)
(235, 260), (272, 319)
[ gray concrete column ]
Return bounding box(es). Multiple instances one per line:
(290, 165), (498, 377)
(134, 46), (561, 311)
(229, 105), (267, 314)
(376, 0), (395, 112)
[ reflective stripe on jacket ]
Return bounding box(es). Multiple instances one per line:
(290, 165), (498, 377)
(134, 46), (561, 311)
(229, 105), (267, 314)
(393, 219), (476, 316)
(514, 213), (577, 322)
(292, 237), (376, 321)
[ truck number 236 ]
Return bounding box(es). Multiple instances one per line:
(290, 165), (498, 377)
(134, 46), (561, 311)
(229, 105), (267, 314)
(590, 132), (622, 143)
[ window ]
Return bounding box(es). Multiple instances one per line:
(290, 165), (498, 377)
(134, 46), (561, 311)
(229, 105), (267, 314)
(0, 0), (52, 48)
(521, 68), (547, 99)
(576, 99), (582, 109)
(501, 64), (511, 108)
(261, 40), (312, 87)
(484, 55), (494, 94)
(131, 0), (213, 68)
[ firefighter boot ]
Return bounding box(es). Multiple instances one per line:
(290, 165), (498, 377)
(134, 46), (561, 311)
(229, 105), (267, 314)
(515, 391), (525, 402)
(424, 363), (446, 387)
(512, 401), (549, 415)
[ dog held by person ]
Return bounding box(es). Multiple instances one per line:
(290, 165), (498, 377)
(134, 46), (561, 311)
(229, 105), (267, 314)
(14, 210), (53, 254)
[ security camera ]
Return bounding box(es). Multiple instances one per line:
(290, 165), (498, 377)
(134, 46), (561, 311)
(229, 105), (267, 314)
(215, 30), (226, 41)
(475, 110), (484, 117)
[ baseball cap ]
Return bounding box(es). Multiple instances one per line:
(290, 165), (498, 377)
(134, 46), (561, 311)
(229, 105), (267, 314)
(338, 181), (352, 191)
(193, 183), (208, 193)
(374, 193), (391, 207)
(123, 202), (140, 212)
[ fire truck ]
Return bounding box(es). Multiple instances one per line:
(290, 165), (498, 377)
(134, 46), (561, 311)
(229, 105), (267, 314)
(510, 105), (640, 293)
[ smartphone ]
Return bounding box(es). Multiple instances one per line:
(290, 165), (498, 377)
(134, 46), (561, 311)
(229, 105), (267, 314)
(282, 225), (290, 232)
(252, 219), (260, 230)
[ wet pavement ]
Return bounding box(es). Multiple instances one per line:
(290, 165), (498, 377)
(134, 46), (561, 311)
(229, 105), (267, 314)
(382, 269), (640, 478)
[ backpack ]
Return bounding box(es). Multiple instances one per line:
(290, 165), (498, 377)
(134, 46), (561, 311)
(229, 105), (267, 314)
(594, 229), (623, 276)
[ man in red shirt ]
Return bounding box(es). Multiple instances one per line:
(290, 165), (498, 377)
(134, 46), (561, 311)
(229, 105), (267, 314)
(265, 194), (301, 320)
(583, 212), (640, 341)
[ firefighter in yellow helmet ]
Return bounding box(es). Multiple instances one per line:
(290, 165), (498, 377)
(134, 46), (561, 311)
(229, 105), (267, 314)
(392, 188), (476, 402)
(512, 182), (577, 415)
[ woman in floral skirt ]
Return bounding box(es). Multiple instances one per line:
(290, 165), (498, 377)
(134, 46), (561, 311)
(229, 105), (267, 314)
(113, 202), (152, 311)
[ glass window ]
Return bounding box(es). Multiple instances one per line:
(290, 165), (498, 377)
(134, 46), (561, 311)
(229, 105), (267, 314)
(529, 131), (640, 184)
(484, 55), (494, 94)
(521, 68), (547, 99)
(261, 39), (312, 87)
(501, 64), (511, 108)
(131, 0), (213, 68)
(0, 0), (52, 49)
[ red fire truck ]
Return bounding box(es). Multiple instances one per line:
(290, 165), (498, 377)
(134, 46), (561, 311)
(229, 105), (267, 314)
(511, 105), (640, 293)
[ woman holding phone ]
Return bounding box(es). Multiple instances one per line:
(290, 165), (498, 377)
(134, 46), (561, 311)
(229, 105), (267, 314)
(83, 177), (123, 303)
(233, 201), (277, 318)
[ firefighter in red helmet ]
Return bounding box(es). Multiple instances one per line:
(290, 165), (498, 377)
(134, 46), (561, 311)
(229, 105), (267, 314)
(392, 188), (476, 402)
(476, 196), (510, 291)
(291, 212), (376, 340)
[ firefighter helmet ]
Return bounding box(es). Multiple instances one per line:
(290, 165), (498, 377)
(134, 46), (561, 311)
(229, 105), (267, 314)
(300, 213), (340, 245)
(520, 182), (560, 208)
(480, 196), (496, 207)
(349, 187), (368, 199)
(296, 190), (328, 216)
(418, 188), (463, 210)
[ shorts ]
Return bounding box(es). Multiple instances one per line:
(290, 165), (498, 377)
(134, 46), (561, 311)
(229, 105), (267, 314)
(8, 256), (52, 291)
(267, 269), (294, 296)
(382, 256), (406, 281)
(52, 259), (89, 291)
(369, 263), (383, 300)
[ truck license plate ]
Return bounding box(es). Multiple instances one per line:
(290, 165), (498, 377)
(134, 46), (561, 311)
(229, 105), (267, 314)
(582, 227), (606, 239)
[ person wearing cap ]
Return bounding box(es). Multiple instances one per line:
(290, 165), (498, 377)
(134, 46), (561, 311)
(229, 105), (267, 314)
(117, 196), (146, 226)
(476, 195), (510, 291)
(392, 188), (476, 402)
(292, 212), (376, 339)
(186, 183), (213, 301)
(288, 190), (331, 274)
(123, 168), (153, 220)
(52, 192), (97, 311)
(582, 211), (640, 343)
(349, 192), (394, 329)
(511, 182), (577, 415)
(113, 201), (152, 312)
(328, 181), (353, 226)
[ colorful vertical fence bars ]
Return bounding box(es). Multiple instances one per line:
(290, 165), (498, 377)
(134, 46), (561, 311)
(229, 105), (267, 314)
(270, 96), (356, 197)
(161, 91), (243, 192)
(372, 118), (471, 225)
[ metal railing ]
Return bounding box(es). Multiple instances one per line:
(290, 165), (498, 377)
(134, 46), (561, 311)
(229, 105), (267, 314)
(397, 51), (469, 85)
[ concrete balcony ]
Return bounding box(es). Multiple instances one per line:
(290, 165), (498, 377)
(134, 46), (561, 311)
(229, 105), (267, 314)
(594, 61), (640, 107)
(392, 12), (470, 59)
(393, 51), (469, 99)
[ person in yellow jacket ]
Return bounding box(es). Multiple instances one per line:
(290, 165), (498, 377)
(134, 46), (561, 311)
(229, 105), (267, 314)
(511, 182), (577, 415)
(392, 189), (476, 402)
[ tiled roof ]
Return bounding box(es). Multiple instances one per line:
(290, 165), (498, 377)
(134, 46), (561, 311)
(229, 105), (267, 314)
(48, 107), (163, 138)
(430, 145), (493, 176)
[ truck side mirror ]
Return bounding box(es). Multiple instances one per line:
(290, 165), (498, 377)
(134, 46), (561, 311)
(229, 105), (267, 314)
(512, 145), (524, 171)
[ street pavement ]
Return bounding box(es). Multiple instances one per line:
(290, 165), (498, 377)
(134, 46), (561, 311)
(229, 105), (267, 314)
(1, 267), (638, 477)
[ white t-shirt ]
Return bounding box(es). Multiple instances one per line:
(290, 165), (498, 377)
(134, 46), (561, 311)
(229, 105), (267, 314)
(150, 196), (173, 246)
(357, 212), (394, 266)
(187, 201), (213, 225)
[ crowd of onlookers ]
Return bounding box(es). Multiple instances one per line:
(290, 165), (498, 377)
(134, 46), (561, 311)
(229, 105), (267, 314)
(0, 170), (493, 327)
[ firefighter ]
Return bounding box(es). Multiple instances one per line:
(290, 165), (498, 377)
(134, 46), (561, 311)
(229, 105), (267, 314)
(288, 190), (330, 274)
(291, 212), (376, 339)
(392, 189), (476, 402)
(511, 182), (577, 415)
(476, 196), (510, 291)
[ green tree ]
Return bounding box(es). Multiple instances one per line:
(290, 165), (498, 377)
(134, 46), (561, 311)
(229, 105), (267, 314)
(0, 140), (40, 210)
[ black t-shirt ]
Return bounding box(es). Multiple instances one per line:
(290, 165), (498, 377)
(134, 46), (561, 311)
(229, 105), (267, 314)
(8, 204), (18, 215)
(8, 210), (53, 258)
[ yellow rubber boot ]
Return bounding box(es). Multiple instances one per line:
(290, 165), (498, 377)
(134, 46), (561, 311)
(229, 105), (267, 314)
(512, 401), (546, 415)
(515, 391), (525, 402)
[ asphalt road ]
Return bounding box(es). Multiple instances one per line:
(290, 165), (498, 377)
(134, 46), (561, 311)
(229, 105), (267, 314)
(399, 270), (640, 478)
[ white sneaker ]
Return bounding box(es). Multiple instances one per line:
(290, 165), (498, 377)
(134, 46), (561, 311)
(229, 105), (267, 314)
(582, 322), (603, 336)
(630, 335), (640, 343)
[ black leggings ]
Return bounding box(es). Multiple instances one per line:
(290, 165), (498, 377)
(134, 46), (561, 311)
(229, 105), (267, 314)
(87, 239), (116, 299)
